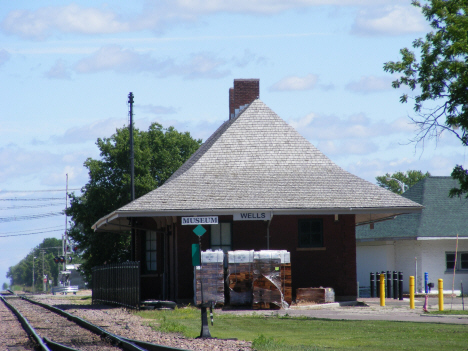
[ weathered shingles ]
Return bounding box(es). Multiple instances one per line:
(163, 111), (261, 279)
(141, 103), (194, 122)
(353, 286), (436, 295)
(356, 177), (468, 239)
(121, 100), (422, 212)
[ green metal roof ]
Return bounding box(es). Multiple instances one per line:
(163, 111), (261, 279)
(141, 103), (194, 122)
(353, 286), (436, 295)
(356, 177), (468, 240)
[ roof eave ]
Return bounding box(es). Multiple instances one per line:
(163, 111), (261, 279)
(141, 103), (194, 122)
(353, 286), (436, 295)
(93, 205), (423, 232)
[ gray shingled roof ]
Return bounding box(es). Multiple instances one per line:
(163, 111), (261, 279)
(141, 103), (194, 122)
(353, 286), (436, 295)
(356, 176), (468, 240)
(93, 100), (423, 231)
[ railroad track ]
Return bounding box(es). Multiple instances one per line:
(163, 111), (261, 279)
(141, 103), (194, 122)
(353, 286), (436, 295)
(0, 291), (186, 351)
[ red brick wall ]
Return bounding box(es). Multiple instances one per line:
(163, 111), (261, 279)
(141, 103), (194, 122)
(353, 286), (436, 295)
(229, 79), (259, 119)
(173, 214), (357, 300)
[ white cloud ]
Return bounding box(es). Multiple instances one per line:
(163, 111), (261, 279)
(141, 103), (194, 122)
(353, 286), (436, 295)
(41, 165), (87, 187)
(74, 45), (231, 79)
(317, 139), (378, 155)
(0, 145), (59, 183)
(1, 4), (129, 40)
(1, 1), (397, 40)
(45, 59), (71, 80)
(170, 52), (229, 79)
(51, 118), (127, 144)
(0, 49), (10, 66)
(270, 74), (318, 91)
(158, 0), (392, 16)
(74, 45), (161, 74)
(289, 112), (414, 141)
(345, 152), (468, 183)
(345, 75), (394, 94)
(139, 104), (177, 115)
(352, 5), (426, 36)
(232, 49), (266, 68)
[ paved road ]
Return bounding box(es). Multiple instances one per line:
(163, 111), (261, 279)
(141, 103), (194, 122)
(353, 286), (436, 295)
(220, 297), (468, 324)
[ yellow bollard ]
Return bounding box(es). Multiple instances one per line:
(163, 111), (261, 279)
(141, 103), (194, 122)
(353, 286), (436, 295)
(380, 273), (385, 306)
(409, 276), (415, 309)
(438, 279), (444, 311)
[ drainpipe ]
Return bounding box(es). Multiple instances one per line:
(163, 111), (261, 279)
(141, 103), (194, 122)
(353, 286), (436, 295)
(267, 212), (274, 250)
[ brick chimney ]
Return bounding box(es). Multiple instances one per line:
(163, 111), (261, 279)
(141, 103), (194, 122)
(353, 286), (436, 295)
(229, 79), (259, 119)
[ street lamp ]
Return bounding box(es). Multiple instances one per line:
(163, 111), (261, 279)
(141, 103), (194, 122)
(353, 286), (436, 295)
(385, 177), (407, 194)
(32, 256), (37, 293)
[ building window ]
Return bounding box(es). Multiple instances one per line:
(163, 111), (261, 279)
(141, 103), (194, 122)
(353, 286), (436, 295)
(298, 218), (323, 248)
(446, 252), (468, 271)
(145, 231), (157, 272)
(210, 222), (232, 253)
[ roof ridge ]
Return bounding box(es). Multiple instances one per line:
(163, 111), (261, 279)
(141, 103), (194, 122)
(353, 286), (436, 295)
(165, 98), (260, 185)
(111, 99), (423, 216)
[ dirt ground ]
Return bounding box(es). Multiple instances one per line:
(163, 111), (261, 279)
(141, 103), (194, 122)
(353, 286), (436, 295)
(216, 296), (468, 324)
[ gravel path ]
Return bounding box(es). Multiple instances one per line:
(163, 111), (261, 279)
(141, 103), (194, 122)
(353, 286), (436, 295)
(34, 295), (252, 351)
(0, 297), (35, 351)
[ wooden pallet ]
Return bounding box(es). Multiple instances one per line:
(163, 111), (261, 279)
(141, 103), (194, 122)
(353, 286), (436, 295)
(252, 301), (281, 310)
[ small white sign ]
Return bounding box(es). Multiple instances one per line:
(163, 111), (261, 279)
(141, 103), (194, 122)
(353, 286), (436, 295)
(233, 212), (271, 221)
(181, 216), (218, 225)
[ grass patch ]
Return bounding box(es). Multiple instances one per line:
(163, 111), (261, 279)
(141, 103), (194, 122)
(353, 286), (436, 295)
(135, 306), (468, 350)
(428, 310), (468, 315)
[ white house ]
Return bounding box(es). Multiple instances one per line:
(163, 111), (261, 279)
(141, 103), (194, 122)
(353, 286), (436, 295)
(356, 177), (468, 294)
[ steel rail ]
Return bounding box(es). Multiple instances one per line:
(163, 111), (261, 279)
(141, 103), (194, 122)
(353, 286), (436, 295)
(20, 296), (189, 351)
(0, 295), (52, 351)
(43, 337), (81, 351)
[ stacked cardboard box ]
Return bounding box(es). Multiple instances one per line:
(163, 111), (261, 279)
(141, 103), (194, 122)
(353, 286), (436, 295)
(252, 250), (291, 309)
(194, 250), (225, 306)
(227, 250), (254, 305)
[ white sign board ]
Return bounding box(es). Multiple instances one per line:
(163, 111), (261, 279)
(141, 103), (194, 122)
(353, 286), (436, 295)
(233, 212), (271, 221)
(181, 216), (218, 225)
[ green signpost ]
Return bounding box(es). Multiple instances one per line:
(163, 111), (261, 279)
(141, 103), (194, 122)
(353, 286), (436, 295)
(191, 224), (211, 339)
(192, 244), (201, 266)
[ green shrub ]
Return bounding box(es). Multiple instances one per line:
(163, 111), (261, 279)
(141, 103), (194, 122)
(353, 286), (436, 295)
(158, 316), (188, 334)
(252, 334), (284, 350)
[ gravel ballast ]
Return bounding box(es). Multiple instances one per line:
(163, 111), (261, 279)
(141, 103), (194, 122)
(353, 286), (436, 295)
(34, 295), (252, 351)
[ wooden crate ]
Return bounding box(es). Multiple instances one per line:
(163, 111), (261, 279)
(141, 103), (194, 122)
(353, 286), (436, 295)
(296, 287), (335, 305)
(281, 264), (292, 305)
(227, 262), (254, 305)
(252, 258), (291, 309)
(194, 263), (225, 306)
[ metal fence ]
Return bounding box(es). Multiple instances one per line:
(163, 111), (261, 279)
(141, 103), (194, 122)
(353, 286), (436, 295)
(92, 261), (140, 309)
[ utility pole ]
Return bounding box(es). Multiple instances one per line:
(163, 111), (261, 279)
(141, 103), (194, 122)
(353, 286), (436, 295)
(32, 256), (36, 293)
(129, 92), (135, 201)
(128, 92), (135, 261)
(64, 174), (68, 273)
(42, 250), (45, 292)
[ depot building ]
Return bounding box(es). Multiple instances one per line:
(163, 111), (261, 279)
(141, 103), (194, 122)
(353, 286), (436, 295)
(93, 79), (423, 303)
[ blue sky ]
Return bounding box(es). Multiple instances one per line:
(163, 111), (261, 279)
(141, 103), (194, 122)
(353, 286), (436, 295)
(1, 1), (467, 286)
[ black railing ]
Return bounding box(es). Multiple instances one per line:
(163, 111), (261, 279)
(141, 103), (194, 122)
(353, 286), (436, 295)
(92, 261), (140, 309)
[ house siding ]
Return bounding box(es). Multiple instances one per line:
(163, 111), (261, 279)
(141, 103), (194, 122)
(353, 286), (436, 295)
(356, 239), (468, 293)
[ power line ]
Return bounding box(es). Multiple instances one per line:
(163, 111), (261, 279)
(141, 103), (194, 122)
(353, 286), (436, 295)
(0, 203), (64, 210)
(0, 198), (64, 201)
(0, 189), (80, 193)
(0, 229), (64, 238)
(0, 225), (64, 235)
(0, 212), (63, 223)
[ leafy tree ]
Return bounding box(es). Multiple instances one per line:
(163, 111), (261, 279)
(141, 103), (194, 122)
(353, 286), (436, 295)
(2, 282), (8, 290)
(66, 123), (202, 283)
(383, 0), (468, 198)
(376, 170), (431, 194)
(6, 237), (64, 289)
